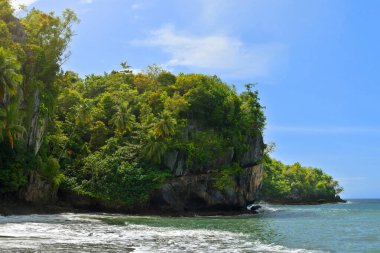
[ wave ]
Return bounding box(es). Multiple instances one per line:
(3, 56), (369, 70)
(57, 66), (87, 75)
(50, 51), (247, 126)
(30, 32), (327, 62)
(0, 213), (324, 253)
(124, 222), (322, 253)
(257, 201), (282, 213)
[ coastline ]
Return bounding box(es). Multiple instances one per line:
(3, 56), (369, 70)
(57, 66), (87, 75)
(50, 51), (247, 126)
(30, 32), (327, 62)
(0, 199), (258, 217)
(0, 196), (346, 217)
(262, 196), (346, 205)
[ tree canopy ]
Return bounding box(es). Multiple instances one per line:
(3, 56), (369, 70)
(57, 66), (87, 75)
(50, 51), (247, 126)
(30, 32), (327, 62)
(261, 154), (343, 202)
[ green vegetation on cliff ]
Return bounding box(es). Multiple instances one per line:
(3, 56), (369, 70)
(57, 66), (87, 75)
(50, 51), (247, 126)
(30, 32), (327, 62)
(55, 67), (265, 205)
(0, 0), (78, 193)
(261, 154), (343, 202)
(0, 1), (343, 207)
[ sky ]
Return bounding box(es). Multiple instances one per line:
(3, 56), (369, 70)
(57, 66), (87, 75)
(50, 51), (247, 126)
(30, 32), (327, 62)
(11, 0), (380, 198)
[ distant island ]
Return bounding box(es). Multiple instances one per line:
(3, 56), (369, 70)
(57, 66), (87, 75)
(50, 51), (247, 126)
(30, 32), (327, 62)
(0, 1), (343, 215)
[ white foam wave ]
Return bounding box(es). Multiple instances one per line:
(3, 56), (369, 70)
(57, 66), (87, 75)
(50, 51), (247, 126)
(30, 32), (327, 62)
(257, 201), (282, 212)
(0, 213), (324, 253)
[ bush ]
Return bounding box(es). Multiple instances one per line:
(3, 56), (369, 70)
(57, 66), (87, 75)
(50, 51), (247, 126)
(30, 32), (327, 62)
(66, 149), (170, 205)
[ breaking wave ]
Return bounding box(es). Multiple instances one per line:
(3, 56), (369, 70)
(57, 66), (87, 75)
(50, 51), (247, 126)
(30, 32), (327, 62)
(0, 213), (322, 253)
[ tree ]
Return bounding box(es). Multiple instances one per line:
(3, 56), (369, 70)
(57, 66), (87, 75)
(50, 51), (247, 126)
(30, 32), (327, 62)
(157, 71), (176, 86)
(142, 135), (167, 164)
(145, 64), (164, 80)
(240, 83), (266, 134)
(0, 102), (25, 149)
(73, 100), (92, 125)
(153, 111), (176, 138)
(110, 102), (135, 135)
(0, 48), (22, 103)
(58, 100), (92, 160)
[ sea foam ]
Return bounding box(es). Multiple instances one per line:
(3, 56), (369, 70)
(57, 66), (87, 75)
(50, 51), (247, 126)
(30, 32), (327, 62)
(0, 213), (323, 253)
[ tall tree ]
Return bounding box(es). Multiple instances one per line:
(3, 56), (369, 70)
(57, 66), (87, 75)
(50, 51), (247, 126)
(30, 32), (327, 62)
(0, 102), (25, 149)
(0, 48), (22, 103)
(110, 102), (135, 135)
(153, 111), (176, 138)
(142, 135), (167, 164)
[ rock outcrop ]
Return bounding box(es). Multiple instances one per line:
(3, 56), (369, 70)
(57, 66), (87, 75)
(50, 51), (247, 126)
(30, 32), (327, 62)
(26, 89), (47, 154)
(18, 171), (58, 204)
(151, 134), (264, 212)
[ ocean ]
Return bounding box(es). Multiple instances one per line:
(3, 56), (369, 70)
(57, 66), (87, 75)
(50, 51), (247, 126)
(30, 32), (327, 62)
(0, 199), (379, 252)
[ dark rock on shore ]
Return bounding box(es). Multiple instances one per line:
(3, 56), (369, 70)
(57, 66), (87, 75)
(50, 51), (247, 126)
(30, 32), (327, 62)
(57, 188), (143, 213)
(152, 134), (264, 212)
(151, 164), (263, 212)
(0, 194), (73, 216)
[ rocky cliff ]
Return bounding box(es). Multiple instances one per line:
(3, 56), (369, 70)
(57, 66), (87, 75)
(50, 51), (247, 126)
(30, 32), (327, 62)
(151, 134), (264, 212)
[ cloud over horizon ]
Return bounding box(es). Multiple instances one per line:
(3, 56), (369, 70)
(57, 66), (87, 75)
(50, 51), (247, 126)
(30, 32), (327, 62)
(134, 25), (283, 78)
(10, 0), (38, 8)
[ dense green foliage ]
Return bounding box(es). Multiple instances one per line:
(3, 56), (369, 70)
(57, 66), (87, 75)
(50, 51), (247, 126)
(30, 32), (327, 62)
(55, 67), (265, 205)
(261, 155), (343, 201)
(0, 0), (77, 192)
(0, 1), (343, 206)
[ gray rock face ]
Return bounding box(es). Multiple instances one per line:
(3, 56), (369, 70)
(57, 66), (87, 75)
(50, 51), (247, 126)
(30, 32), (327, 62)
(26, 89), (47, 154)
(163, 147), (235, 176)
(153, 134), (264, 211)
(9, 17), (27, 44)
(239, 135), (264, 168)
(18, 171), (57, 204)
(163, 134), (263, 177)
(151, 164), (263, 211)
(9, 18), (47, 155)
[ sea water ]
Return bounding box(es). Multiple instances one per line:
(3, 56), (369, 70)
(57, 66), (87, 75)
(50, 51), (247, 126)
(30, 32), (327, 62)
(0, 199), (379, 252)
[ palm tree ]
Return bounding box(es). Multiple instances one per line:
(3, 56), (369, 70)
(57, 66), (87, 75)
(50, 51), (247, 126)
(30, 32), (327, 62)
(110, 102), (135, 135)
(142, 135), (167, 164)
(73, 100), (93, 125)
(0, 48), (22, 102)
(0, 103), (25, 149)
(154, 111), (176, 138)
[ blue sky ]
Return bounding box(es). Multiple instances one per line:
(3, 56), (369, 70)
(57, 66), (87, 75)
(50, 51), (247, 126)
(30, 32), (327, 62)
(12, 0), (380, 198)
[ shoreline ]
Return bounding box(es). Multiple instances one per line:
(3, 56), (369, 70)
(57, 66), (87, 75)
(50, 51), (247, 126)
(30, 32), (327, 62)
(263, 199), (347, 205)
(260, 195), (347, 205)
(0, 198), (346, 217)
(0, 201), (258, 217)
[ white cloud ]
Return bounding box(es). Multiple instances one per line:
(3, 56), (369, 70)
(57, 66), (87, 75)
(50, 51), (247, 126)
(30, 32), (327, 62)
(134, 25), (283, 78)
(267, 126), (380, 134)
(10, 0), (38, 8)
(130, 68), (142, 74)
